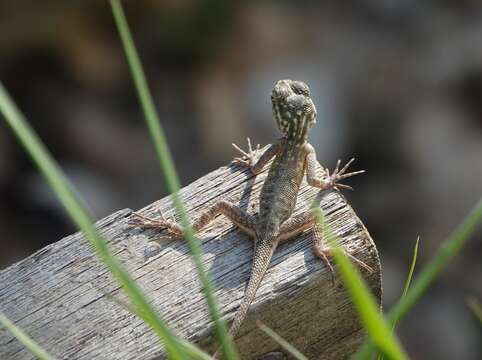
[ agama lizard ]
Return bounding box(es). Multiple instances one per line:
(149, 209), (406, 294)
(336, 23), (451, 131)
(130, 79), (367, 357)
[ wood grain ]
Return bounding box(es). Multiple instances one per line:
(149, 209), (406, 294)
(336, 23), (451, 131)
(0, 157), (381, 360)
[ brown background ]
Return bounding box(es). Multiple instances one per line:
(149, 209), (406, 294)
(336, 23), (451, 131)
(0, 1), (481, 359)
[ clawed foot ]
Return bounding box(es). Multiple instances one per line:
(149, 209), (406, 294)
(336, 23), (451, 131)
(314, 247), (373, 285)
(128, 210), (182, 237)
(232, 137), (260, 169)
(323, 158), (365, 191)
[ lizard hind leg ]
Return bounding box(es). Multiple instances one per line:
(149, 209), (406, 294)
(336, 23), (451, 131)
(128, 210), (184, 237)
(275, 211), (337, 284)
(276, 210), (372, 285)
(129, 200), (257, 239)
(312, 219), (373, 285)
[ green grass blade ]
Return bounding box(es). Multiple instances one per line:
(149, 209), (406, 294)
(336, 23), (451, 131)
(256, 321), (308, 360)
(466, 297), (482, 323)
(313, 209), (408, 360)
(0, 314), (56, 360)
(109, 1), (237, 358)
(377, 236), (419, 360)
(355, 199), (482, 359)
(392, 236), (419, 331)
(0, 83), (188, 360)
(401, 238), (419, 300)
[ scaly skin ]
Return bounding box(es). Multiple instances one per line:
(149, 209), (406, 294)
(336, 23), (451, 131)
(129, 79), (367, 358)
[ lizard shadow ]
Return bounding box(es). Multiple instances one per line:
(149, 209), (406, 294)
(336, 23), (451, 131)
(205, 161), (323, 292)
(128, 163), (333, 304)
(205, 178), (333, 294)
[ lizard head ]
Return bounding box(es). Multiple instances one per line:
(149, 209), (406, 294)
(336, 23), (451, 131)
(271, 79), (317, 142)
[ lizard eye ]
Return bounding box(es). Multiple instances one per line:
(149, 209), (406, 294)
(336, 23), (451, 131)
(291, 81), (310, 97)
(272, 81), (291, 101)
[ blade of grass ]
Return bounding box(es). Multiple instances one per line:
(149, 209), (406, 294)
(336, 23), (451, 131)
(466, 297), (482, 323)
(392, 236), (419, 333)
(109, 1), (237, 358)
(354, 198), (482, 359)
(313, 208), (408, 360)
(399, 238), (419, 307)
(256, 321), (308, 360)
(377, 236), (419, 360)
(0, 83), (189, 360)
(0, 314), (56, 360)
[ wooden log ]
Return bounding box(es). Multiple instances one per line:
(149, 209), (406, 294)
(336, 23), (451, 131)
(0, 156), (381, 360)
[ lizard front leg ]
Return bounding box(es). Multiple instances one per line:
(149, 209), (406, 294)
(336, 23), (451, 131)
(129, 200), (256, 239)
(232, 138), (283, 175)
(304, 143), (364, 191)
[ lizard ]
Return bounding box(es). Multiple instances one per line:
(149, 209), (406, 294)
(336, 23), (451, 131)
(129, 79), (368, 357)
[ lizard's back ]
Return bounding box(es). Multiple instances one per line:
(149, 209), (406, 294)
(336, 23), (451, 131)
(257, 145), (306, 237)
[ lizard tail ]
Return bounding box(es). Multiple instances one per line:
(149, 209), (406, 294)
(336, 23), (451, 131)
(214, 239), (276, 358)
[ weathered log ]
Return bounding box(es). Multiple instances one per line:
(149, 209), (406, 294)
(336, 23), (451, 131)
(0, 158), (381, 359)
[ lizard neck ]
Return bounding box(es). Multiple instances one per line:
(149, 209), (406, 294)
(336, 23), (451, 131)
(285, 134), (307, 150)
(283, 109), (311, 152)
(284, 125), (309, 156)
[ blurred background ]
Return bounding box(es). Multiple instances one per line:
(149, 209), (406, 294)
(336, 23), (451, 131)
(0, 1), (481, 359)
